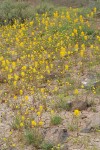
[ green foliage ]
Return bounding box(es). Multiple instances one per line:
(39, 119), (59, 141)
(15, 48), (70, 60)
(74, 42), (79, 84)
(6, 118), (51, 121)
(41, 142), (54, 150)
(11, 116), (20, 130)
(35, 0), (55, 15)
(0, 0), (34, 25)
(77, 8), (91, 17)
(51, 115), (62, 125)
(68, 123), (77, 131)
(24, 128), (43, 147)
(57, 99), (71, 110)
(83, 26), (95, 36)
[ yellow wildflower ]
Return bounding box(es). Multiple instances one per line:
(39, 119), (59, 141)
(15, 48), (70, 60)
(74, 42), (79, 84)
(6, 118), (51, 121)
(20, 122), (24, 127)
(74, 109), (80, 116)
(22, 116), (25, 121)
(31, 120), (37, 127)
(80, 50), (84, 57)
(21, 72), (25, 77)
(51, 110), (54, 115)
(19, 90), (23, 95)
(14, 74), (19, 81)
(8, 74), (12, 80)
(39, 105), (43, 112)
(93, 7), (96, 13)
(38, 121), (44, 126)
(14, 95), (17, 100)
(74, 89), (79, 95)
(73, 29), (77, 34)
(12, 144), (16, 147)
(65, 65), (69, 70)
(30, 21), (34, 26)
(25, 95), (29, 101)
(37, 111), (41, 116)
(60, 47), (66, 57)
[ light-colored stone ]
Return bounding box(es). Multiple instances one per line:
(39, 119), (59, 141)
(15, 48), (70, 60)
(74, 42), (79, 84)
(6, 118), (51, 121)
(44, 127), (69, 145)
(81, 113), (100, 133)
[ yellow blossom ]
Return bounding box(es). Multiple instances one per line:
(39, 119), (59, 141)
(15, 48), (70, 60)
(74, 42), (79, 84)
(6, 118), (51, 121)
(81, 31), (84, 36)
(25, 95), (29, 101)
(74, 109), (80, 116)
(37, 111), (41, 116)
(20, 90), (23, 95)
(65, 65), (69, 70)
(81, 85), (84, 88)
(14, 74), (19, 81)
(73, 29), (77, 34)
(74, 89), (79, 95)
(12, 144), (16, 147)
(22, 116), (25, 121)
(21, 72), (25, 77)
(60, 47), (66, 57)
(93, 7), (96, 13)
(8, 74), (12, 80)
(3, 138), (7, 141)
(54, 11), (58, 18)
(39, 105), (43, 112)
(31, 120), (37, 127)
(80, 50), (84, 57)
(22, 66), (26, 70)
(20, 122), (24, 127)
(51, 110), (54, 115)
(38, 121), (44, 126)
(71, 32), (75, 36)
(84, 36), (87, 40)
(14, 95), (17, 100)
(30, 21), (34, 26)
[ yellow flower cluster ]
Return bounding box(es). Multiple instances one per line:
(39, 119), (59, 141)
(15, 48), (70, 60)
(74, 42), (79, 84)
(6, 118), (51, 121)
(0, 6), (99, 148)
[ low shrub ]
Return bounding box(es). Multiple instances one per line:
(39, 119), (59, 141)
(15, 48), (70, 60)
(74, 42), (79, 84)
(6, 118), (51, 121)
(24, 128), (43, 147)
(51, 115), (62, 125)
(35, 1), (55, 15)
(0, 0), (35, 25)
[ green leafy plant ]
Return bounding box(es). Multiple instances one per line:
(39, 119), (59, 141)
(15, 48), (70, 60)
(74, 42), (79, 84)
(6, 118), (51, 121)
(55, 99), (71, 110)
(24, 128), (43, 147)
(11, 116), (20, 130)
(41, 142), (54, 150)
(51, 115), (62, 125)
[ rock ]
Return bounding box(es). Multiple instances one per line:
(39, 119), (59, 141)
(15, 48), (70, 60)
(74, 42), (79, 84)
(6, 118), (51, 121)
(71, 100), (88, 111)
(81, 114), (100, 133)
(58, 129), (69, 143)
(37, 84), (47, 88)
(44, 127), (69, 145)
(81, 74), (100, 89)
(65, 100), (88, 111)
(82, 78), (100, 89)
(66, 101), (72, 110)
(81, 115), (87, 119)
